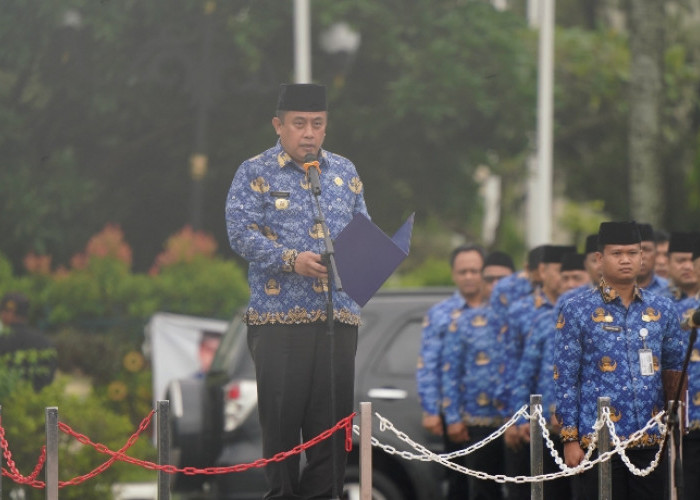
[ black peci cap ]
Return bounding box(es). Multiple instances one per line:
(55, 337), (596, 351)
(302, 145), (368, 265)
(584, 234), (599, 255)
(484, 251), (515, 272)
(561, 253), (585, 272)
(598, 221), (641, 248)
(541, 245), (577, 264)
(277, 83), (327, 112)
(669, 231), (700, 254)
(527, 245), (545, 270)
(637, 223), (654, 242)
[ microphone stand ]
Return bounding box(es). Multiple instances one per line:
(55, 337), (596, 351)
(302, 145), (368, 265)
(667, 325), (697, 500)
(305, 157), (344, 500)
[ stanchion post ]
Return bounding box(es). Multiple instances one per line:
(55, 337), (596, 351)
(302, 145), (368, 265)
(530, 394), (544, 500)
(360, 402), (372, 500)
(157, 400), (171, 500)
(597, 397), (611, 500)
(666, 400), (681, 500)
(45, 407), (59, 500)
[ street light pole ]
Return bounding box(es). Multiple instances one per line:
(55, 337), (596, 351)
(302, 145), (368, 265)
(190, 2), (215, 231)
(526, 0), (554, 248)
(294, 0), (312, 83)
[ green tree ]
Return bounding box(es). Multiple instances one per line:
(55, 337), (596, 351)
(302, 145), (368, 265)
(2, 0), (700, 270)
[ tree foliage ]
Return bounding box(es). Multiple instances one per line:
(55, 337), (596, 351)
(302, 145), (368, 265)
(1, 0), (700, 274)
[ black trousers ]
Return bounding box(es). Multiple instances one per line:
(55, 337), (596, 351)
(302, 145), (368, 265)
(504, 434), (570, 500)
(683, 430), (700, 500)
(541, 435), (571, 500)
(442, 417), (471, 500)
(578, 447), (665, 500)
(504, 443), (529, 500)
(465, 426), (503, 500)
(248, 322), (358, 500)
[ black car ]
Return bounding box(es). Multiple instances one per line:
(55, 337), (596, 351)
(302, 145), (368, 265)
(167, 288), (453, 500)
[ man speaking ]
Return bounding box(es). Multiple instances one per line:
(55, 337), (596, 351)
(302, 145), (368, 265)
(225, 83), (369, 499)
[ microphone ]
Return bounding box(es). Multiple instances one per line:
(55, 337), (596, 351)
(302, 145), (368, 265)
(303, 153), (322, 195)
(681, 307), (700, 330)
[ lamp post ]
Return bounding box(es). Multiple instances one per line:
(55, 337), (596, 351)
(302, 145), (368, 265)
(526, 0), (554, 248)
(189, 1), (216, 231)
(294, 0), (312, 83)
(129, 1), (225, 231)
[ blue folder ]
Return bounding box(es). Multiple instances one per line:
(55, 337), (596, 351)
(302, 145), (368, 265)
(334, 213), (414, 307)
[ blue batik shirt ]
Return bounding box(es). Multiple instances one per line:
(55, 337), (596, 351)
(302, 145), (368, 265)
(417, 292), (468, 416)
(554, 280), (685, 448)
(496, 287), (554, 415)
(677, 294), (700, 430)
(641, 274), (669, 296)
(441, 306), (504, 427)
(489, 271), (532, 336)
(659, 283), (689, 303)
(554, 283), (594, 316)
(226, 141), (369, 325)
(510, 309), (558, 422)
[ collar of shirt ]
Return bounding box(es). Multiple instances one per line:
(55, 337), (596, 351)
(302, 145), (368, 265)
(597, 277), (643, 304)
(274, 140), (328, 171)
(669, 285), (688, 301)
(452, 290), (478, 311)
(532, 286), (554, 309)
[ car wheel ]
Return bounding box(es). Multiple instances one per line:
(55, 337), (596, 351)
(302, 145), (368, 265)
(343, 465), (405, 500)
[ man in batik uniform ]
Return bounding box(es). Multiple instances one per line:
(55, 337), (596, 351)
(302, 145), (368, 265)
(555, 221), (685, 500)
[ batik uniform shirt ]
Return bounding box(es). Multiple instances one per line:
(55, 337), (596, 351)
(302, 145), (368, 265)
(678, 294), (700, 430)
(441, 306), (505, 427)
(659, 283), (688, 302)
(554, 280), (685, 448)
(554, 283), (594, 316)
(417, 292), (468, 416)
(642, 274), (669, 296)
(496, 287), (554, 415)
(510, 309), (558, 422)
(226, 141), (369, 326)
(488, 271), (532, 336)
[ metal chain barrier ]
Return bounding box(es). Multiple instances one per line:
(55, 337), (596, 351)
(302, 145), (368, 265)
(0, 409), (156, 488)
(0, 408), (355, 488)
(0, 423), (48, 487)
(604, 407), (666, 477)
(355, 404), (668, 484)
(60, 412), (354, 479)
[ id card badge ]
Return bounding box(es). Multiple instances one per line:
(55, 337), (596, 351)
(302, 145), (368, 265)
(639, 349), (654, 376)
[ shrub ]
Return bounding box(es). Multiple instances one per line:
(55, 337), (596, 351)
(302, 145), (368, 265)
(152, 256), (248, 318)
(1, 377), (156, 500)
(398, 256), (452, 287)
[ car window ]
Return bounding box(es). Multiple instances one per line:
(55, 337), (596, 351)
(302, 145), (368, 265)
(375, 317), (423, 376)
(211, 311), (247, 374)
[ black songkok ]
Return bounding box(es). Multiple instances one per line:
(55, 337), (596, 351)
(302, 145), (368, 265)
(527, 245), (545, 270)
(541, 245), (577, 264)
(561, 253), (585, 272)
(484, 251), (515, 271)
(669, 231), (699, 254)
(598, 221), (641, 248)
(637, 223), (654, 242)
(584, 234), (599, 255)
(276, 83), (327, 111)
(693, 237), (700, 261)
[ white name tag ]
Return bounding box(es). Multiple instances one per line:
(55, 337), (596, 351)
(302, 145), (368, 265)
(639, 349), (654, 376)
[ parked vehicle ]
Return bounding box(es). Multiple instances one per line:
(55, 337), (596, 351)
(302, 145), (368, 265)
(167, 288), (453, 500)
